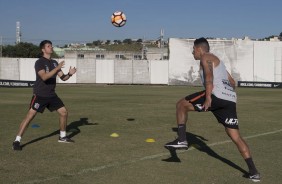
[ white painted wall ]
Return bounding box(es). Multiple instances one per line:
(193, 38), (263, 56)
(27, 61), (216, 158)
(19, 58), (36, 81)
(96, 60), (114, 84)
(1, 38), (282, 85)
(150, 60), (168, 84)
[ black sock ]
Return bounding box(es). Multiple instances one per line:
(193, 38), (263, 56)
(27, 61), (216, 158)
(177, 124), (186, 142)
(245, 158), (258, 175)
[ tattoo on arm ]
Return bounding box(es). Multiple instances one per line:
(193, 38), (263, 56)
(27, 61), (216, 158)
(204, 61), (213, 86)
(207, 61), (213, 72)
(205, 80), (213, 86)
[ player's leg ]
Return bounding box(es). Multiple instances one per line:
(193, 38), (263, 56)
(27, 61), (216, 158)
(57, 106), (68, 133)
(225, 127), (260, 182)
(214, 98), (260, 182)
(50, 96), (74, 143)
(17, 108), (37, 137)
(47, 95), (73, 143)
(13, 95), (43, 150)
(165, 91), (205, 150)
(12, 108), (37, 150)
(176, 98), (195, 125)
(165, 98), (194, 149)
(176, 98), (196, 140)
(225, 128), (251, 159)
(43, 95), (72, 143)
(56, 106), (73, 143)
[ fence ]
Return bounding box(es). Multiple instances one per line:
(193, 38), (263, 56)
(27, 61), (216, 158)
(1, 38), (282, 85)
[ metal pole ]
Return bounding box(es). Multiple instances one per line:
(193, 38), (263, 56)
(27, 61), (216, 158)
(0, 36), (2, 58)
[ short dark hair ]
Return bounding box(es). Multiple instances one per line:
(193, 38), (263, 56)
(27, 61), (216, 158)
(39, 40), (52, 50)
(194, 37), (210, 52)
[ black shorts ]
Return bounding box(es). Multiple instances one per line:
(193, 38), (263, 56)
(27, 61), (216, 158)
(29, 95), (65, 113)
(185, 90), (238, 129)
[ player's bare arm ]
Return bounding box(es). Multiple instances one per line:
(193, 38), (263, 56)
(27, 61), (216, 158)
(38, 61), (65, 81)
(200, 54), (214, 110)
(227, 71), (236, 89)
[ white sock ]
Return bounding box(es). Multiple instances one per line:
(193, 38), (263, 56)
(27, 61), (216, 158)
(15, 136), (21, 142)
(60, 131), (66, 138)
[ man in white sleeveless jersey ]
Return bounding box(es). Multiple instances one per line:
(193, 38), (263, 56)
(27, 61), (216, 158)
(165, 38), (260, 182)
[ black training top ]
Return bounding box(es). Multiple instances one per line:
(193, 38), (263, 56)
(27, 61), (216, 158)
(33, 57), (60, 97)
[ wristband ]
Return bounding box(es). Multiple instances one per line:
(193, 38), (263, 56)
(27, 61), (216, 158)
(68, 73), (72, 77)
(60, 74), (67, 80)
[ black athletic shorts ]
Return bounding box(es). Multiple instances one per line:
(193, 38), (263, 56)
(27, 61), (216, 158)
(185, 90), (239, 129)
(29, 95), (65, 113)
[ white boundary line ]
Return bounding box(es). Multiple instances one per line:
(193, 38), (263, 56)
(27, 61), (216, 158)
(19, 129), (282, 184)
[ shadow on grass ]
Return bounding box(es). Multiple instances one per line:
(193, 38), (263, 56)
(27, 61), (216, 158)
(162, 127), (248, 175)
(21, 118), (98, 148)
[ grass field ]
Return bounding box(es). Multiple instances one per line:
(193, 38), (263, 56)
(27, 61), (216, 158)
(1, 85), (282, 184)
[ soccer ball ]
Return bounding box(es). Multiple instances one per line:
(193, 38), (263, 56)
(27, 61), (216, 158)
(111, 11), (126, 27)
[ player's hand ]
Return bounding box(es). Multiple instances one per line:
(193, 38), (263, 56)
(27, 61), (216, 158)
(68, 66), (77, 75)
(57, 61), (65, 70)
(203, 96), (212, 111)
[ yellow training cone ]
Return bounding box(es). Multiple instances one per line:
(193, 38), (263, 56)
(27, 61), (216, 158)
(110, 133), (119, 137)
(145, 138), (155, 143)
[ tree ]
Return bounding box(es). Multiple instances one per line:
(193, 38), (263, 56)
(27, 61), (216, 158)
(86, 43), (92, 47)
(2, 45), (16, 57)
(15, 42), (39, 58)
(105, 40), (111, 45)
(113, 40), (122, 44)
(279, 32), (282, 37)
(123, 39), (132, 44)
(92, 40), (102, 46)
(2, 42), (58, 58)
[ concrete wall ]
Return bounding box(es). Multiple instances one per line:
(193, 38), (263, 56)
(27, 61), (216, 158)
(1, 38), (282, 85)
(96, 60), (114, 84)
(253, 41), (282, 82)
(76, 58), (96, 83)
(114, 60), (133, 84)
(169, 38), (282, 85)
(132, 61), (150, 84)
(0, 58), (20, 80)
(150, 60), (169, 84)
(0, 58), (167, 84)
(19, 58), (36, 81)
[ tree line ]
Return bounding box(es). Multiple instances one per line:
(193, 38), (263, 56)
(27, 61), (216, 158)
(1, 34), (281, 58)
(1, 39), (144, 58)
(86, 38), (143, 47)
(1, 42), (58, 58)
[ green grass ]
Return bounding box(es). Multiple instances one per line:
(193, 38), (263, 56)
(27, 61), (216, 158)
(0, 85), (282, 184)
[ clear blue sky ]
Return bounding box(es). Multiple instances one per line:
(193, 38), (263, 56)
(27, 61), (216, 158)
(0, 0), (281, 46)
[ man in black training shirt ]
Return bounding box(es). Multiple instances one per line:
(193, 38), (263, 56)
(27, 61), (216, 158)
(13, 40), (77, 150)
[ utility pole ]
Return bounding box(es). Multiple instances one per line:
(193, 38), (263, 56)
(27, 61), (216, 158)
(160, 29), (164, 48)
(142, 36), (147, 60)
(0, 35), (2, 58)
(160, 29), (164, 60)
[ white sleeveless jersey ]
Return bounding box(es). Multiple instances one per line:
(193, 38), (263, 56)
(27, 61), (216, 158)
(200, 60), (237, 103)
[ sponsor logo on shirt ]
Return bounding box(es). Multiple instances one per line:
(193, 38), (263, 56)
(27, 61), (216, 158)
(45, 65), (49, 72)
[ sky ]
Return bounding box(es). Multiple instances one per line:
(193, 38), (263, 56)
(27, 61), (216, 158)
(0, 0), (281, 46)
